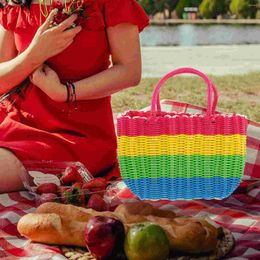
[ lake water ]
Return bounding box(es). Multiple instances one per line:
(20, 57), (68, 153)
(140, 24), (260, 46)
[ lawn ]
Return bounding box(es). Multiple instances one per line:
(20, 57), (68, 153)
(112, 72), (260, 123)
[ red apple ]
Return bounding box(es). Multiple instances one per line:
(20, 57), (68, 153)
(85, 216), (125, 259)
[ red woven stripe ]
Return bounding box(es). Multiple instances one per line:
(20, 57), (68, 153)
(117, 112), (248, 136)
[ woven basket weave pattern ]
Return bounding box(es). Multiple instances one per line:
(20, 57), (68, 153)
(117, 68), (248, 200)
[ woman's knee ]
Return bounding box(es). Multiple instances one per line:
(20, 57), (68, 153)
(0, 148), (25, 193)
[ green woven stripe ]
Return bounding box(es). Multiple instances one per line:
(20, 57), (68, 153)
(118, 155), (245, 180)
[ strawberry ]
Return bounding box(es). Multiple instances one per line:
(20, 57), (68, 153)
(75, 16), (86, 27)
(71, 182), (83, 198)
(61, 166), (83, 185)
(79, 193), (90, 206)
(79, 193), (86, 205)
(60, 186), (69, 203)
(36, 183), (58, 195)
(87, 194), (107, 212)
(52, 0), (63, 10)
(82, 178), (107, 192)
(61, 184), (83, 205)
(62, 187), (75, 204)
(72, 182), (82, 190)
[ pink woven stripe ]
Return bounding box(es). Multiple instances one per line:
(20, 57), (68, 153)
(117, 111), (248, 136)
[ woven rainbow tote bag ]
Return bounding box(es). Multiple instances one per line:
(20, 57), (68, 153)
(117, 68), (248, 200)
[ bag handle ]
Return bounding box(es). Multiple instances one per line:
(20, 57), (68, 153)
(151, 68), (218, 115)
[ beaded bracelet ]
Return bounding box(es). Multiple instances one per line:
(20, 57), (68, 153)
(65, 82), (71, 103)
(65, 81), (78, 110)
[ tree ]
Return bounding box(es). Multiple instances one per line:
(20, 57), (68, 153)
(199, 0), (226, 18)
(138, 0), (156, 16)
(138, 0), (179, 19)
(153, 0), (167, 16)
(164, 0), (179, 19)
(230, 0), (258, 18)
(176, 0), (202, 19)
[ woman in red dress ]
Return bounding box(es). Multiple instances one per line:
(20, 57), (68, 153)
(0, 0), (149, 192)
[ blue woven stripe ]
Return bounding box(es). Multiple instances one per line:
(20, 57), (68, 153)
(124, 177), (241, 200)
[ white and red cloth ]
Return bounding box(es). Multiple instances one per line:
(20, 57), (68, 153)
(0, 184), (259, 259)
(0, 101), (259, 259)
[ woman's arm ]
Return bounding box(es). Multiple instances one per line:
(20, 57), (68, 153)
(0, 11), (82, 95)
(74, 23), (141, 100)
(30, 23), (142, 102)
(0, 27), (42, 94)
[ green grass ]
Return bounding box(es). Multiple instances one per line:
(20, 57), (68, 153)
(112, 72), (260, 123)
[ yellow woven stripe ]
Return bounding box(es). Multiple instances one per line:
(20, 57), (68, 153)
(118, 135), (246, 156)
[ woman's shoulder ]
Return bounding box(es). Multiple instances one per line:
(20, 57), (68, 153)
(0, 2), (19, 31)
(101, 0), (150, 32)
(0, 0), (150, 32)
(0, 2), (39, 31)
(0, 0), (102, 32)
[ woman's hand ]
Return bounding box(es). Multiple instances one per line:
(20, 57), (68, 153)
(27, 9), (82, 64)
(30, 64), (66, 102)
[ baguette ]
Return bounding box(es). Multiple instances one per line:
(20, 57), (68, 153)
(115, 203), (219, 254)
(17, 213), (86, 247)
(35, 201), (176, 221)
(18, 202), (219, 254)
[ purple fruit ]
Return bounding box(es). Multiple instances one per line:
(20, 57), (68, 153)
(85, 216), (125, 259)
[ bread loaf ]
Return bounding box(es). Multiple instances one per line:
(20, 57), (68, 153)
(114, 203), (219, 253)
(17, 213), (86, 247)
(17, 202), (219, 253)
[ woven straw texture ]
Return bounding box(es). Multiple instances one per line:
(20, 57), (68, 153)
(117, 68), (248, 200)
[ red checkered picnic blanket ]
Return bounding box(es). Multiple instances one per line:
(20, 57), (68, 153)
(1, 186), (260, 259)
(0, 100), (259, 259)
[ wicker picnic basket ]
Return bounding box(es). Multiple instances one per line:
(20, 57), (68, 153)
(117, 68), (248, 200)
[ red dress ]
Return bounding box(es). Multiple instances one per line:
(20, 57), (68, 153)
(0, 0), (149, 178)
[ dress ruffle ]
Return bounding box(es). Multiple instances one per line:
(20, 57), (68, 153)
(0, 1), (104, 31)
(0, 0), (150, 32)
(104, 0), (150, 32)
(0, 4), (39, 31)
